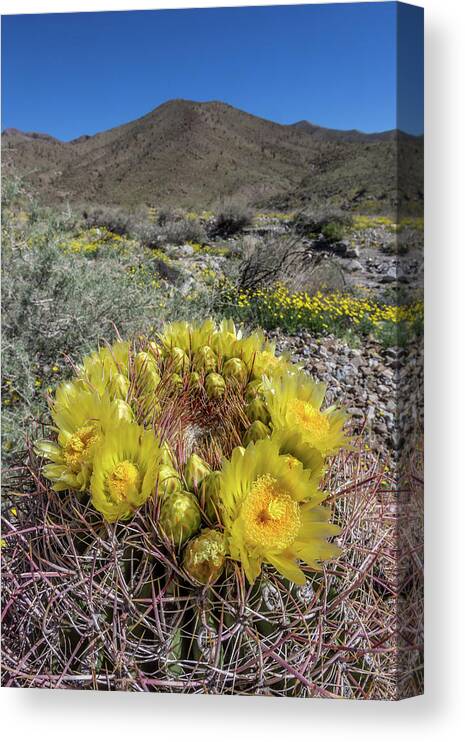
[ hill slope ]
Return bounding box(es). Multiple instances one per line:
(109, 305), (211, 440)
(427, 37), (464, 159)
(2, 99), (423, 213)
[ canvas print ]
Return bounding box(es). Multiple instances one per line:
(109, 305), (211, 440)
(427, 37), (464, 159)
(1, 2), (424, 699)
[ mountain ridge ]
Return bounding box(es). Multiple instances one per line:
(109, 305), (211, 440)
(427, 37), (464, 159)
(3, 98), (420, 143)
(2, 99), (423, 213)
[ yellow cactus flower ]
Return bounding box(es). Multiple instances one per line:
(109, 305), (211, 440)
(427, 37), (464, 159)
(80, 341), (130, 398)
(270, 429), (325, 491)
(263, 374), (348, 456)
(159, 319), (216, 355)
(243, 420), (270, 446)
(167, 346), (190, 374)
(185, 453), (210, 491)
(219, 439), (340, 584)
(90, 421), (162, 522)
(249, 348), (295, 381)
(210, 318), (242, 358)
(35, 383), (133, 492)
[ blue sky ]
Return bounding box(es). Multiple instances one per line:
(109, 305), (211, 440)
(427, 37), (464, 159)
(1, 3), (423, 140)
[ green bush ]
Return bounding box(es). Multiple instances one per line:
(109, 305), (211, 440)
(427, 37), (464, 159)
(291, 208), (352, 240)
(321, 221), (346, 242)
(373, 320), (410, 349)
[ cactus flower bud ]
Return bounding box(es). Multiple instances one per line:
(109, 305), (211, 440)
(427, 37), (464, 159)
(189, 371), (201, 389)
(148, 340), (162, 360)
(135, 351), (161, 393)
(193, 345), (217, 374)
(170, 373), (184, 390)
(112, 399), (134, 423)
(185, 453), (210, 491)
(201, 470), (223, 522)
(158, 464), (183, 498)
(205, 372), (226, 399)
(159, 490), (201, 546)
(109, 373), (130, 399)
(183, 529), (226, 584)
(135, 350), (158, 375)
(246, 398), (271, 425)
(243, 420), (270, 447)
(169, 346), (189, 374)
(222, 357), (248, 384)
(244, 379), (264, 403)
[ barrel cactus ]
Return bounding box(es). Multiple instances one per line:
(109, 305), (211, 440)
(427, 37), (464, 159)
(4, 318), (351, 693)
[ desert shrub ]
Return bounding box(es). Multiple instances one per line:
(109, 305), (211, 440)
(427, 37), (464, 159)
(130, 208), (207, 246)
(1, 236), (165, 457)
(1, 173), (31, 212)
(373, 319), (410, 349)
(82, 205), (133, 236)
(321, 221), (346, 242)
(234, 232), (346, 295)
(209, 200), (253, 239)
(160, 217), (206, 245)
(129, 219), (161, 247)
(291, 208), (353, 240)
(235, 233), (307, 291)
(156, 206), (177, 226)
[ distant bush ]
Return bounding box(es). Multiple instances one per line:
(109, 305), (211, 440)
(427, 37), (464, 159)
(157, 207), (177, 227)
(161, 217), (206, 245)
(209, 200), (253, 238)
(321, 221), (346, 242)
(82, 206), (207, 247)
(291, 208), (352, 240)
(82, 205), (132, 236)
(235, 234), (305, 291)
(130, 219), (161, 248)
(235, 232), (345, 294)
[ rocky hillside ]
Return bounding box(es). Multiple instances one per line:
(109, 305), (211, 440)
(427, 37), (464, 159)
(2, 99), (423, 213)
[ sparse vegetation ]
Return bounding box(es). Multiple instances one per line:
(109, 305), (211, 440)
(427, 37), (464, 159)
(82, 204), (134, 235)
(291, 208), (353, 240)
(209, 199), (253, 238)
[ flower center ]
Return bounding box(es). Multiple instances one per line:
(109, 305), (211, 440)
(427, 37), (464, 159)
(63, 424), (100, 470)
(107, 460), (141, 504)
(241, 474), (301, 552)
(282, 454), (301, 470)
(288, 399), (330, 443)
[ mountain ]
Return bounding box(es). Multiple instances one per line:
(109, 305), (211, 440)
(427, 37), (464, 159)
(1, 99), (423, 213)
(291, 120), (397, 142)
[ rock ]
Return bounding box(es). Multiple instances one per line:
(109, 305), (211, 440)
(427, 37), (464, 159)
(179, 276), (196, 296)
(380, 266), (397, 283)
(164, 243), (194, 259)
(345, 260), (364, 273)
(347, 407), (365, 418)
(345, 246), (360, 259)
(333, 241), (349, 255)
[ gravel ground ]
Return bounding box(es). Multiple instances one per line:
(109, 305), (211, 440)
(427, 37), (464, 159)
(268, 329), (424, 460)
